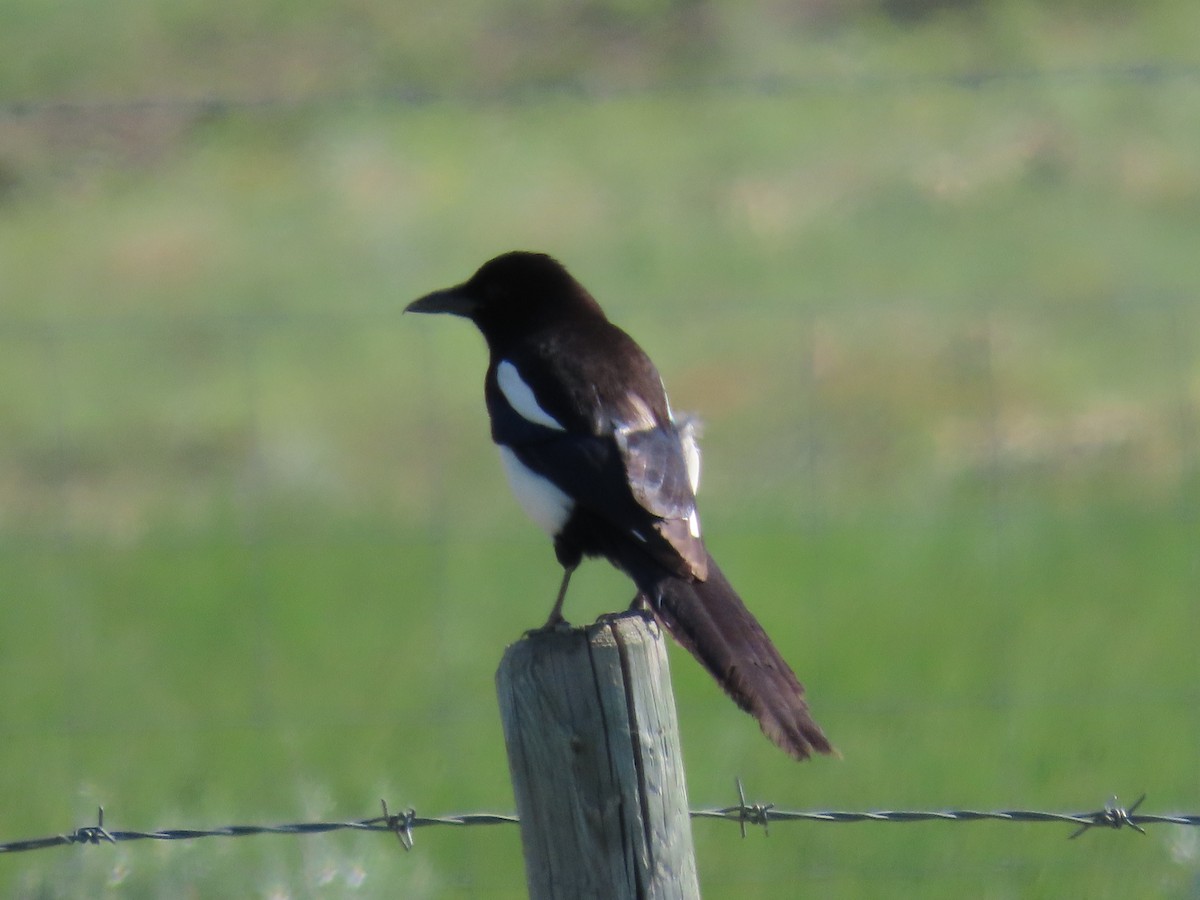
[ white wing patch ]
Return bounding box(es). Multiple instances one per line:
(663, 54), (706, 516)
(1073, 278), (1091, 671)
(674, 409), (702, 537)
(659, 373), (702, 496)
(498, 446), (573, 536)
(497, 360), (566, 431)
(676, 415), (702, 495)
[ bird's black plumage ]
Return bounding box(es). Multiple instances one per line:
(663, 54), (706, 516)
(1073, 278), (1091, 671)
(406, 251), (833, 760)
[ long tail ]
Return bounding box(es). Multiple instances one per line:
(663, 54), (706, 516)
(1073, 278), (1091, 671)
(644, 552), (834, 761)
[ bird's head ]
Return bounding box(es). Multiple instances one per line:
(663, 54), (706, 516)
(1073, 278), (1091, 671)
(406, 252), (605, 341)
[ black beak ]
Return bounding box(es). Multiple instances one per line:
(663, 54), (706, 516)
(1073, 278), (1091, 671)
(405, 285), (478, 318)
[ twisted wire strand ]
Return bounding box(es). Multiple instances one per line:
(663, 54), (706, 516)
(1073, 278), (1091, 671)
(2, 789), (1189, 855)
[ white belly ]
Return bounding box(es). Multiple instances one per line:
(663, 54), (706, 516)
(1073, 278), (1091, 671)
(498, 446), (573, 536)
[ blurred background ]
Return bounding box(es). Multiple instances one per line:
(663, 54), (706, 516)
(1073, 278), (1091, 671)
(2, 0), (1198, 896)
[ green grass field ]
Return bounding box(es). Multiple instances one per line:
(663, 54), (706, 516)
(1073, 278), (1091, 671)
(2, 1), (1199, 896)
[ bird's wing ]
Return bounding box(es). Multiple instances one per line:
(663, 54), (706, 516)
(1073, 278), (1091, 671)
(487, 350), (707, 580)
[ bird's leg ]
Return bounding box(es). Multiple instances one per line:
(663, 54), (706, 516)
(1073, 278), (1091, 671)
(542, 564), (576, 629)
(597, 591), (655, 629)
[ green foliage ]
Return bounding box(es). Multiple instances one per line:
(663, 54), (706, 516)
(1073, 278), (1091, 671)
(2, 1), (1199, 896)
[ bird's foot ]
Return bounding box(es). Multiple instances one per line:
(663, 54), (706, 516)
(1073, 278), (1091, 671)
(525, 614), (573, 637)
(594, 606), (655, 628)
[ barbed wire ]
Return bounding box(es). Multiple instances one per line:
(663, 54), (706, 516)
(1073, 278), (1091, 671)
(4, 62), (1200, 121)
(0, 801), (516, 856)
(694, 781), (1180, 842)
(2, 785), (1193, 857)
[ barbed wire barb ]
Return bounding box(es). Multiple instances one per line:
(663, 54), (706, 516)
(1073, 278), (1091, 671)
(68, 807), (114, 847)
(729, 777), (774, 838)
(379, 799), (415, 851)
(1068, 794), (1148, 840)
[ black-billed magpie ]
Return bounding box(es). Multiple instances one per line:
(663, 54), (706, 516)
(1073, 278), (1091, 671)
(407, 252), (832, 760)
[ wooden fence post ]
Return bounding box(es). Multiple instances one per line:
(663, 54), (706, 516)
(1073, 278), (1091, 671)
(496, 611), (700, 899)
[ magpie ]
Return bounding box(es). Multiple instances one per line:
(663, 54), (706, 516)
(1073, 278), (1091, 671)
(406, 251), (833, 761)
